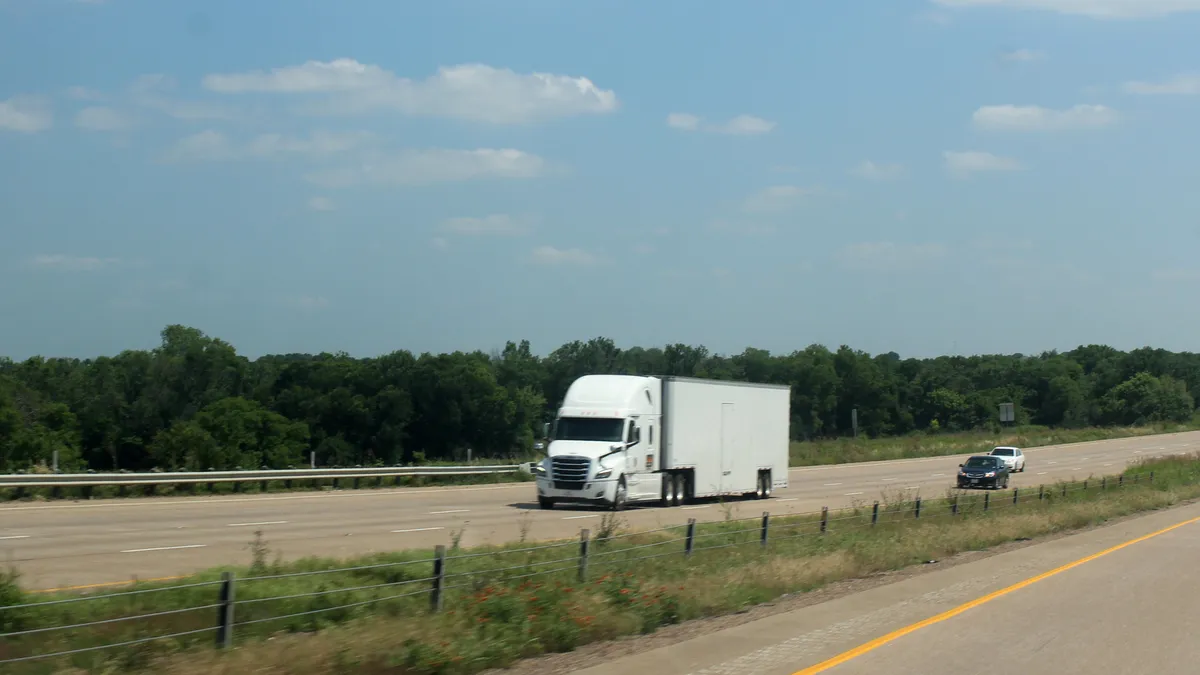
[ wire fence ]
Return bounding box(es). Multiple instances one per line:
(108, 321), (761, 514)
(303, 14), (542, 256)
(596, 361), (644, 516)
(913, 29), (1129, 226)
(1, 461), (1195, 667)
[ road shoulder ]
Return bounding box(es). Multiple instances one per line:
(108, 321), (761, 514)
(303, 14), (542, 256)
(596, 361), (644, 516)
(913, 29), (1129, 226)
(488, 498), (1200, 675)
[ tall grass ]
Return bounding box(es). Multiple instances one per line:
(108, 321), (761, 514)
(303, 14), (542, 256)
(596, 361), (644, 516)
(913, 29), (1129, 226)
(4, 452), (1200, 674)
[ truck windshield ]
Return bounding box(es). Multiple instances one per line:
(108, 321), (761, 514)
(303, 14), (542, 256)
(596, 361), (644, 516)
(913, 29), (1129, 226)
(553, 417), (624, 442)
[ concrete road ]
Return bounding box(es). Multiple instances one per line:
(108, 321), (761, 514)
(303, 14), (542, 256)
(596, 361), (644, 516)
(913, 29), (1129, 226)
(568, 481), (1200, 675)
(2, 431), (1197, 590)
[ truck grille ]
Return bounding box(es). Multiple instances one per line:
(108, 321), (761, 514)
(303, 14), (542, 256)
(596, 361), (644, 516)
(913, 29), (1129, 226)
(551, 456), (590, 491)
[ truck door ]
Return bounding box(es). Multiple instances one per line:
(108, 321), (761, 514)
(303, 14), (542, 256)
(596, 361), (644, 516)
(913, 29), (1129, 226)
(720, 403), (736, 494)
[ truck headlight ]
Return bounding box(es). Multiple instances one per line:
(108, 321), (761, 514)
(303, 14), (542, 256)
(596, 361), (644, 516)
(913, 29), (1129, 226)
(594, 469), (612, 479)
(534, 464), (546, 476)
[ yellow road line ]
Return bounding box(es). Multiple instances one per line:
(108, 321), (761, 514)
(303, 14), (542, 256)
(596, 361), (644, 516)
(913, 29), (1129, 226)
(793, 514), (1200, 674)
(30, 575), (192, 594)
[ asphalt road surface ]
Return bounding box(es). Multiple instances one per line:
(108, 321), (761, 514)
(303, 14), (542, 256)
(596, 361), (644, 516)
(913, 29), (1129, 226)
(570, 486), (1200, 675)
(3, 431), (1198, 590)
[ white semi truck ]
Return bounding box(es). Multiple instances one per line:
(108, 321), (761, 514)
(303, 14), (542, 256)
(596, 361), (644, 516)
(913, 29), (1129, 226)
(533, 375), (791, 510)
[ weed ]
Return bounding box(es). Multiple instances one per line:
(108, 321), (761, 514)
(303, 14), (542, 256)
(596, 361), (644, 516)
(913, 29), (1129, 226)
(517, 512), (532, 544)
(248, 530), (270, 576)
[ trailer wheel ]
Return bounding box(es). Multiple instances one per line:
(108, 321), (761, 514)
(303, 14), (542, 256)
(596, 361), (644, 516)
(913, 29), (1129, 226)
(762, 471), (773, 499)
(660, 474), (675, 507)
(672, 473), (685, 506)
(755, 472), (766, 499)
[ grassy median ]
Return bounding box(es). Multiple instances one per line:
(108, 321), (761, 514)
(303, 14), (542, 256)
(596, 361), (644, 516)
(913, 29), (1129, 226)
(4, 452), (1200, 674)
(4, 419), (1197, 504)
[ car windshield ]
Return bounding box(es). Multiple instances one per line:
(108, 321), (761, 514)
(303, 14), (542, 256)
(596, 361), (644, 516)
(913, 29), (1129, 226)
(991, 448), (1014, 456)
(552, 417), (624, 442)
(964, 457), (999, 469)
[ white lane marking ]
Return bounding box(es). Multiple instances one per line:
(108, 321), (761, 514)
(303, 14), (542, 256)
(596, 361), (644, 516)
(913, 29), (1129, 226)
(562, 514), (599, 520)
(1082, 457), (1090, 461)
(391, 527), (443, 534)
(121, 544), (206, 554)
(931, 473), (946, 477)
(880, 478), (898, 482)
(845, 492), (864, 496)
(777, 498), (799, 502)
(1038, 472), (1049, 475)
(1134, 451), (1142, 454)
(227, 521), (288, 527)
(1104, 463), (1113, 467)
(904, 486), (920, 490)
(682, 505), (710, 511)
(823, 483), (843, 487)
(1072, 468), (1082, 471)
(0, 535), (31, 540)
(429, 509), (469, 515)
(1047, 461), (1058, 465)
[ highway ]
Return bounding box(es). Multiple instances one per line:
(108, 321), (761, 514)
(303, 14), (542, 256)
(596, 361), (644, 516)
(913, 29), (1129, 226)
(2, 430), (1198, 591)
(569, 485), (1200, 675)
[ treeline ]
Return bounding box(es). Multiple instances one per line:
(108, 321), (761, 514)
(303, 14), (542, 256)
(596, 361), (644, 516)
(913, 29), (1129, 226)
(0, 325), (1197, 473)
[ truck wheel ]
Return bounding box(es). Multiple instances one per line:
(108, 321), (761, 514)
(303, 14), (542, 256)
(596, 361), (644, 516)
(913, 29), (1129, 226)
(755, 472), (766, 499)
(660, 474), (675, 507)
(538, 497), (555, 510)
(672, 474), (685, 506)
(610, 478), (627, 512)
(762, 472), (773, 499)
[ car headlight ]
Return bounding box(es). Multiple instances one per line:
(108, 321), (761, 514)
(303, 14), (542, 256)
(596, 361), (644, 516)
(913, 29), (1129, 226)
(594, 469), (612, 479)
(985, 471), (996, 477)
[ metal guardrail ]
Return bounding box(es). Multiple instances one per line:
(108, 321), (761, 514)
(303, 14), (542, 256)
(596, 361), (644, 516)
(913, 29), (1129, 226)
(0, 464), (532, 489)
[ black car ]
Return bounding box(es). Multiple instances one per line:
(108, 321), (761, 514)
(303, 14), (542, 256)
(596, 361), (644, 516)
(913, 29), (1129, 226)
(956, 455), (1010, 490)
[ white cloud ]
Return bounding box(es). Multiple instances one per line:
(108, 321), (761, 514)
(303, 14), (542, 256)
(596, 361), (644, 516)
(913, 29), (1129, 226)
(65, 86), (103, 100)
(851, 160), (906, 180)
(307, 196), (336, 212)
(530, 245), (599, 266)
(1123, 73), (1200, 95)
(164, 130), (374, 162)
(666, 112), (701, 131)
(130, 74), (238, 122)
(667, 112), (776, 135)
(931, 0), (1200, 18)
(438, 214), (532, 236)
(304, 148), (546, 188)
(972, 104), (1118, 131)
(29, 254), (120, 271)
(837, 241), (949, 271)
(74, 106), (134, 131)
(0, 95), (52, 133)
(717, 114), (776, 135)
(1000, 48), (1045, 61)
(431, 237), (449, 250)
(203, 60), (618, 124)
(742, 185), (824, 213)
(943, 150), (1023, 176)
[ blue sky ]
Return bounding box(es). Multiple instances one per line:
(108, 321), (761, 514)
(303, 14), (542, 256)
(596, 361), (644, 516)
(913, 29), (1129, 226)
(3, 0), (1200, 361)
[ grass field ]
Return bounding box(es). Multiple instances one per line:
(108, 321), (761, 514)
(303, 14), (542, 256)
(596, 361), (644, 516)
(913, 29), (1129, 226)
(3, 451), (1200, 675)
(788, 419), (1200, 466)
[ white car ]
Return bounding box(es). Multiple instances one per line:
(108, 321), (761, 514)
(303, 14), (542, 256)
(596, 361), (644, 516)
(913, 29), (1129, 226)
(989, 446), (1025, 472)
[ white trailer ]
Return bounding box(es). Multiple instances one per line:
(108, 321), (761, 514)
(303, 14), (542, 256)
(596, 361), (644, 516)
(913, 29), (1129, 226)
(533, 375), (791, 510)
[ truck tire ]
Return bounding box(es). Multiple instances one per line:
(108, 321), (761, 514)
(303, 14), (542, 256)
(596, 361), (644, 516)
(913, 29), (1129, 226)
(755, 472), (767, 499)
(660, 474), (675, 508)
(762, 471), (772, 499)
(672, 473), (685, 506)
(610, 477), (627, 512)
(538, 496), (555, 510)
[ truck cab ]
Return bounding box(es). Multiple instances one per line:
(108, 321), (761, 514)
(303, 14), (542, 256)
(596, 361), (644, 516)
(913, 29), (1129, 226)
(534, 374), (662, 510)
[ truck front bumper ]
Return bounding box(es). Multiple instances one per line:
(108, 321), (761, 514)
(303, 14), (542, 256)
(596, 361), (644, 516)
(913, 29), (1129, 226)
(535, 476), (618, 506)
